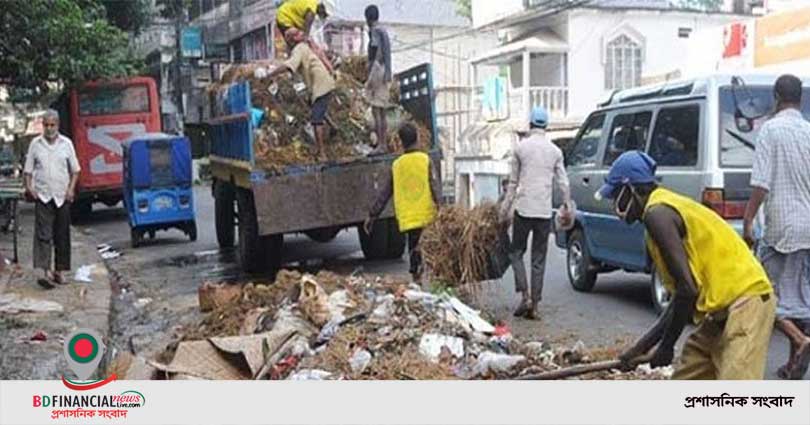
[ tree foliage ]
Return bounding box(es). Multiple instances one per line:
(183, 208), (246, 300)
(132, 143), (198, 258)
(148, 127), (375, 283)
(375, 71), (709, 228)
(101, 0), (153, 35)
(0, 0), (141, 95)
(676, 0), (724, 11)
(456, 0), (472, 20)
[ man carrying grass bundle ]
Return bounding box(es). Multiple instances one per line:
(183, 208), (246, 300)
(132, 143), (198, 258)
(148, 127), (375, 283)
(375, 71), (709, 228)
(365, 123), (441, 284)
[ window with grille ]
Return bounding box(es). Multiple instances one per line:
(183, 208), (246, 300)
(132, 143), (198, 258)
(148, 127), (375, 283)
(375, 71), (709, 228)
(605, 35), (642, 91)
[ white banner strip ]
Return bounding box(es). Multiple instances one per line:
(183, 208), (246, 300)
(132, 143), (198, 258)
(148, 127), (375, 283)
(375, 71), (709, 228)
(1, 380), (809, 425)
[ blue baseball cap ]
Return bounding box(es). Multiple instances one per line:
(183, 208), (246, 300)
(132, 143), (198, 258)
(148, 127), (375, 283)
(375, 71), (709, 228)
(597, 151), (657, 199)
(530, 107), (548, 128)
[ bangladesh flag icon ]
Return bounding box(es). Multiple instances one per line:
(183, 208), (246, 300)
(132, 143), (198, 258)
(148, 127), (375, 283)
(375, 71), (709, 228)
(63, 328), (106, 380)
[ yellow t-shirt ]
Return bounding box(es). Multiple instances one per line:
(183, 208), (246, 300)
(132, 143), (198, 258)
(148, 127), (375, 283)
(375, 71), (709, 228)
(284, 43), (336, 102)
(644, 188), (773, 320)
(276, 0), (318, 30)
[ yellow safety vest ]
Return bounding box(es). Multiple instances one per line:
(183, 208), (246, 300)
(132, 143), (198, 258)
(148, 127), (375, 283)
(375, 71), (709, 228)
(392, 152), (437, 232)
(644, 188), (772, 319)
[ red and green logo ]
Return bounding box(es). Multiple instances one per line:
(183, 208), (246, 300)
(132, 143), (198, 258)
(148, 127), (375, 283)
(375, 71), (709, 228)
(61, 328), (115, 390)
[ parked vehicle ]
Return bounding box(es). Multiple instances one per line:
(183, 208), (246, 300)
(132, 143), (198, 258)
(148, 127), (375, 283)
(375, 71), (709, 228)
(208, 63), (439, 273)
(122, 134), (197, 248)
(53, 77), (161, 217)
(555, 73), (810, 312)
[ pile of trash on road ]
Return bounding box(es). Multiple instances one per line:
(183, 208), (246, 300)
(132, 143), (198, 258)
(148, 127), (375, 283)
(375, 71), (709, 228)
(110, 270), (672, 381)
(421, 203), (511, 286)
(209, 55), (421, 174)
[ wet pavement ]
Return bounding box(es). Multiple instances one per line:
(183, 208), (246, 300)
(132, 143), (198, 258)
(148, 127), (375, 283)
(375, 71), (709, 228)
(64, 183), (797, 379)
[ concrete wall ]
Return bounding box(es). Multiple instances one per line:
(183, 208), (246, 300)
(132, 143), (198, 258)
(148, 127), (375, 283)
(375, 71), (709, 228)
(566, 9), (740, 121)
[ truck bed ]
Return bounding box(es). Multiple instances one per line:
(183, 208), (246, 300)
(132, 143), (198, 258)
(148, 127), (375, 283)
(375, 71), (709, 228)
(208, 63), (440, 236)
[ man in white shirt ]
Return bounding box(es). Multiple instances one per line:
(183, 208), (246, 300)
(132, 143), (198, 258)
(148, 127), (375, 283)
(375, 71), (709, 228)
(500, 107), (571, 320)
(24, 109), (80, 288)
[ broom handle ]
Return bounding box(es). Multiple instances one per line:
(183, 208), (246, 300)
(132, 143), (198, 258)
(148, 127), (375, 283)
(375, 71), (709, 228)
(516, 353), (655, 380)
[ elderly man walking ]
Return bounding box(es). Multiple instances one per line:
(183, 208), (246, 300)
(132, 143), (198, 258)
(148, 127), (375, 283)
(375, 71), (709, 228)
(744, 74), (810, 380)
(24, 110), (80, 288)
(499, 107), (571, 320)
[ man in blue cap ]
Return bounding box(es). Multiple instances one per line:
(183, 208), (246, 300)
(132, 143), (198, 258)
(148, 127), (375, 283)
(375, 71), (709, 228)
(601, 150), (775, 379)
(499, 107), (570, 320)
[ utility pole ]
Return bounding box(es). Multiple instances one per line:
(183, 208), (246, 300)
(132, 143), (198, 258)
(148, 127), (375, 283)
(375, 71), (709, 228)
(173, 0), (187, 132)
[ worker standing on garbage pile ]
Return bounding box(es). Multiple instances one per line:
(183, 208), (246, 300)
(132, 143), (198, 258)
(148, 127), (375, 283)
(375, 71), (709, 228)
(743, 74), (810, 380)
(276, 0), (330, 40)
(499, 107), (571, 320)
(364, 5), (393, 155)
(265, 28), (336, 159)
(275, 0), (335, 74)
(365, 123), (440, 284)
(598, 151), (775, 379)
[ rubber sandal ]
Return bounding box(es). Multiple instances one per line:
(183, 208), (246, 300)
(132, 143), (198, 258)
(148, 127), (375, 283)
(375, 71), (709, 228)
(790, 341), (810, 380)
(37, 278), (55, 289)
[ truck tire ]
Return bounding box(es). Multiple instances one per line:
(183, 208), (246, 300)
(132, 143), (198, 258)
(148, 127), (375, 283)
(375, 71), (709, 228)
(236, 189), (262, 273)
(215, 181), (236, 248)
(567, 229), (597, 292)
(358, 218), (405, 260)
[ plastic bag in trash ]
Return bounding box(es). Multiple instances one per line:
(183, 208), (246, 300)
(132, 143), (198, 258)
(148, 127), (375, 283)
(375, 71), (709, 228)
(287, 369), (334, 380)
(473, 352), (526, 376)
(418, 334), (464, 363)
(349, 349), (372, 374)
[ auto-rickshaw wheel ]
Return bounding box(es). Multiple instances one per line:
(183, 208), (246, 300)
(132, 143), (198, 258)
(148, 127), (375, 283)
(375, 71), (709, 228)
(188, 221), (198, 242)
(148, 230), (155, 239)
(131, 228), (142, 248)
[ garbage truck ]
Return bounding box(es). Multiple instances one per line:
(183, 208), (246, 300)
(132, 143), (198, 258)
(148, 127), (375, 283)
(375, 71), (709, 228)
(208, 63), (439, 273)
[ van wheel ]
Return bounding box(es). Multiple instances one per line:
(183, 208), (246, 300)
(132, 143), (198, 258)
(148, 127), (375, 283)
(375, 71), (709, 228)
(567, 229), (597, 292)
(215, 181), (236, 248)
(651, 267), (672, 314)
(358, 218), (405, 260)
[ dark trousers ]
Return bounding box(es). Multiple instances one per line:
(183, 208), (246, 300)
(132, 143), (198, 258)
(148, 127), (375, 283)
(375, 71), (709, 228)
(406, 228), (423, 278)
(509, 212), (551, 304)
(34, 200), (71, 272)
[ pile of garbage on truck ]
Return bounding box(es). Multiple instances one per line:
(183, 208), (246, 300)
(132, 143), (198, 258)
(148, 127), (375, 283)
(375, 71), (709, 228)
(209, 55), (424, 174)
(111, 270), (672, 381)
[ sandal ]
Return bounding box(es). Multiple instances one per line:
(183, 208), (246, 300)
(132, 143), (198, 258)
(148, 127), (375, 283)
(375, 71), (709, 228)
(36, 278), (55, 289)
(777, 364), (792, 379)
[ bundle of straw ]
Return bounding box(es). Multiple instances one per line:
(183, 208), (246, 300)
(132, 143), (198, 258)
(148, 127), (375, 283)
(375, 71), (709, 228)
(421, 203), (502, 286)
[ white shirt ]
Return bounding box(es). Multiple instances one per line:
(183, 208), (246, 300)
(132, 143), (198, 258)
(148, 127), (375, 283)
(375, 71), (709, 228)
(502, 129), (570, 219)
(24, 134), (81, 208)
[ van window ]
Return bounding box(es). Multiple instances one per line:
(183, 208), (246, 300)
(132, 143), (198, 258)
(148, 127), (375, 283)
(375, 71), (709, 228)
(719, 86), (810, 167)
(568, 114), (605, 166)
(649, 104), (700, 167)
(603, 111), (652, 166)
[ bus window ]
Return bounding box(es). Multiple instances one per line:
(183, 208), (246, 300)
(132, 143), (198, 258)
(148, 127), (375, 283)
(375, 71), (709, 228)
(78, 85), (150, 116)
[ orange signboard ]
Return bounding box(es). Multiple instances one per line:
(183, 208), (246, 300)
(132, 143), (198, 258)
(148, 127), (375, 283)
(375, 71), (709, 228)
(755, 6), (810, 67)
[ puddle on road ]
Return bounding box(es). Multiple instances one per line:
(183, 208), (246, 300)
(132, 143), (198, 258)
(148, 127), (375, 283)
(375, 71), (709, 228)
(154, 249), (243, 281)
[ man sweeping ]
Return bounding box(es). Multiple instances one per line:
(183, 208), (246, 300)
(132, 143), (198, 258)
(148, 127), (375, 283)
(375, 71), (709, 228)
(499, 107), (570, 320)
(600, 151), (775, 379)
(265, 28), (336, 158)
(365, 123), (440, 283)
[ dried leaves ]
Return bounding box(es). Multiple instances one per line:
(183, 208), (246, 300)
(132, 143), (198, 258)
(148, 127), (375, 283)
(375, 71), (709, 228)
(421, 204), (503, 286)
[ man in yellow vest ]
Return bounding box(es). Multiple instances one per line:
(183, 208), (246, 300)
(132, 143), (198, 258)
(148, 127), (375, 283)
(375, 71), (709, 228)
(365, 123), (440, 283)
(597, 151), (775, 379)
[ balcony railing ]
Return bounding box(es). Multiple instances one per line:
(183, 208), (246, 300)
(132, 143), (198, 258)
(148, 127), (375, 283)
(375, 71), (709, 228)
(508, 86), (569, 120)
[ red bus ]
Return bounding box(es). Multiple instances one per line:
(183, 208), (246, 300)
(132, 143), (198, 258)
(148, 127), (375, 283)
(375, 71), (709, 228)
(56, 77), (161, 215)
